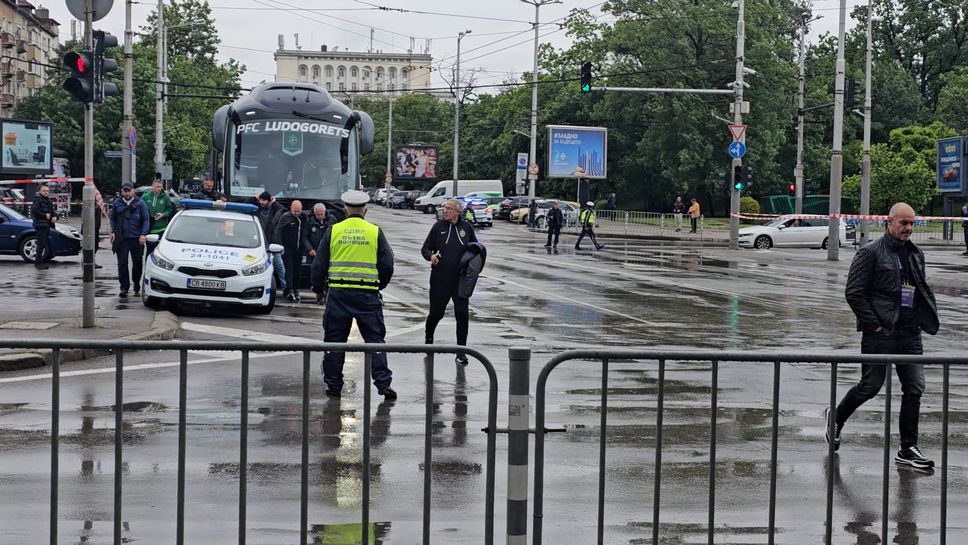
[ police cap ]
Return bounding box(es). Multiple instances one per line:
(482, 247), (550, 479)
(341, 190), (370, 207)
(586, 201), (595, 207)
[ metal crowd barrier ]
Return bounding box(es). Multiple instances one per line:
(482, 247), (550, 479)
(531, 349), (966, 545)
(0, 339), (499, 545)
(591, 210), (707, 238)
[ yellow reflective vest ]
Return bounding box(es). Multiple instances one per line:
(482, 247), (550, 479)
(327, 217), (380, 290)
(579, 209), (596, 227)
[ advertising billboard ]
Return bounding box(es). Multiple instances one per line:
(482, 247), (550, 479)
(937, 136), (966, 195)
(1, 119), (52, 176)
(546, 125), (607, 179)
(394, 145), (439, 181)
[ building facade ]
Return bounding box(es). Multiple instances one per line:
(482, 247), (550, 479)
(274, 44), (433, 98)
(0, 1), (59, 113)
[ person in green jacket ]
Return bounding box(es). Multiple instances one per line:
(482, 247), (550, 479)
(143, 179), (175, 254)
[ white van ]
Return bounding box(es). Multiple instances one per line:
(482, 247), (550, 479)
(415, 180), (504, 214)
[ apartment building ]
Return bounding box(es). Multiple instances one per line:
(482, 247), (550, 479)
(0, 0), (59, 112)
(275, 42), (434, 98)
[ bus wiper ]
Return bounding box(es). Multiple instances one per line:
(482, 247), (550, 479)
(292, 111), (335, 124)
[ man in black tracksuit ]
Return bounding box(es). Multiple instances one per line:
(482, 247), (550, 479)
(30, 184), (57, 269)
(421, 199), (478, 364)
(274, 200), (308, 302)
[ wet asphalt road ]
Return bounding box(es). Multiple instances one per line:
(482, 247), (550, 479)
(1, 206), (968, 545)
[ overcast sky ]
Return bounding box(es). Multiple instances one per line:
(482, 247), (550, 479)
(42, 0), (864, 92)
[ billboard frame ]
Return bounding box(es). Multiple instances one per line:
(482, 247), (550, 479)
(393, 144), (439, 183)
(545, 124), (607, 180)
(936, 136), (966, 196)
(0, 118), (53, 177)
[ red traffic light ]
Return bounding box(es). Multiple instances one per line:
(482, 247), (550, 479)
(76, 56), (87, 72)
(788, 184), (795, 191)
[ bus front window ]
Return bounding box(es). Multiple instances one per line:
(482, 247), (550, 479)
(228, 119), (358, 200)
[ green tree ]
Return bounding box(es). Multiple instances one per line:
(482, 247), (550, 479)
(937, 67), (968, 134)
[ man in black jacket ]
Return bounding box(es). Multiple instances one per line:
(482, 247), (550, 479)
(544, 200), (564, 248)
(828, 202), (939, 470)
(304, 203), (334, 264)
(256, 192), (287, 294)
(421, 199), (478, 364)
(274, 199), (307, 302)
(30, 184), (57, 269)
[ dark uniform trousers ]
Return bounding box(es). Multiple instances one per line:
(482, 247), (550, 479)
(321, 288), (392, 392)
(425, 280), (469, 348)
(575, 226), (600, 248)
(835, 328), (925, 448)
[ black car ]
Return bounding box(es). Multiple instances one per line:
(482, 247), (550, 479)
(388, 191), (409, 208)
(496, 196), (531, 220)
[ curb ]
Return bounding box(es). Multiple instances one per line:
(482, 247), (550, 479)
(0, 311), (181, 373)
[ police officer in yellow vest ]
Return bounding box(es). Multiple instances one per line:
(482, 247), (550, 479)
(575, 201), (604, 251)
(311, 190), (396, 399)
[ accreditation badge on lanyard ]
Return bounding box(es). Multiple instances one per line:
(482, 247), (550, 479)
(897, 256), (915, 308)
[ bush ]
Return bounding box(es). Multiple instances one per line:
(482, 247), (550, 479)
(740, 196), (760, 224)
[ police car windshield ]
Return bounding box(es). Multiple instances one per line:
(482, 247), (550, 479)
(227, 118), (358, 201)
(165, 215), (262, 249)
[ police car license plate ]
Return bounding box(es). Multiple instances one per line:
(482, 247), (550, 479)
(187, 278), (226, 290)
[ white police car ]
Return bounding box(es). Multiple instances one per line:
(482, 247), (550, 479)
(141, 199), (282, 313)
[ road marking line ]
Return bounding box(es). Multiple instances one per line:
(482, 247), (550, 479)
(182, 321), (314, 344)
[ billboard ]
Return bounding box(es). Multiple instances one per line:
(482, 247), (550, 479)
(937, 136), (966, 195)
(394, 145), (438, 181)
(1, 119), (52, 176)
(546, 125), (607, 179)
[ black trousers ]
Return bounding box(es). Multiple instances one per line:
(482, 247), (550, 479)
(283, 248), (302, 294)
(963, 226), (967, 252)
(425, 282), (469, 348)
(546, 226), (561, 246)
(321, 288), (391, 393)
(690, 217), (698, 232)
(835, 329), (925, 448)
(575, 226), (600, 248)
(116, 238), (144, 292)
(34, 225), (50, 264)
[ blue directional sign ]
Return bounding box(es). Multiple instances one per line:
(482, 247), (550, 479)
(728, 141), (746, 159)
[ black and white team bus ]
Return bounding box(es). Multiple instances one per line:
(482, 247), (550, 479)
(210, 82), (375, 218)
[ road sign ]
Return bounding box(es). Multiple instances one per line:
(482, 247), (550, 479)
(728, 124), (746, 142)
(728, 141), (746, 159)
(66, 0), (113, 22)
(103, 150), (122, 158)
(528, 163), (539, 176)
(129, 127), (137, 149)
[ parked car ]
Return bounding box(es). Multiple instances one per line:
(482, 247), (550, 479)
(435, 198), (493, 227)
(0, 203), (81, 263)
(0, 188), (27, 215)
(532, 200), (580, 229)
(738, 215), (852, 249)
(496, 196), (531, 220)
(388, 191), (410, 208)
(407, 190), (426, 209)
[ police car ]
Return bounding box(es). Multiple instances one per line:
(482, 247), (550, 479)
(141, 199), (282, 313)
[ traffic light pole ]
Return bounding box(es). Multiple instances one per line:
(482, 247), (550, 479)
(794, 20), (806, 216)
(82, 0), (95, 328)
(728, 0), (745, 250)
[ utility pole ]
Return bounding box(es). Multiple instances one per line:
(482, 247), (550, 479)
(728, 0), (745, 250)
(154, 0), (165, 179)
(859, 0), (873, 246)
(522, 0), (561, 199)
(121, 0), (133, 186)
(81, 0), (95, 328)
(794, 18), (806, 216)
(452, 30), (471, 198)
(385, 97), (393, 192)
(826, 0), (847, 261)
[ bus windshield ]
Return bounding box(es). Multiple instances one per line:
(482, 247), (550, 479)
(227, 119), (358, 201)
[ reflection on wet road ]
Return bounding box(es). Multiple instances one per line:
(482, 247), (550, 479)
(2, 208), (967, 544)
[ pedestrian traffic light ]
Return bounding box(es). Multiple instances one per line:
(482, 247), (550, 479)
(788, 182), (796, 197)
(93, 30), (119, 103)
(845, 79), (860, 107)
(63, 50), (95, 102)
(580, 61), (593, 93)
(733, 164), (744, 191)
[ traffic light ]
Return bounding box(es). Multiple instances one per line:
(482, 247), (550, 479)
(733, 164), (744, 191)
(93, 30), (119, 103)
(63, 49), (95, 102)
(580, 61), (592, 93)
(788, 182), (796, 197)
(742, 164), (753, 189)
(845, 79), (860, 107)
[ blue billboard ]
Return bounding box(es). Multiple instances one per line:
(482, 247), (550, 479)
(546, 125), (607, 179)
(937, 136), (965, 194)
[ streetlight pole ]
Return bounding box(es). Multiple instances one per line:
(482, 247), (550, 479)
(826, 0), (847, 261)
(794, 19), (806, 216)
(121, 0), (133, 186)
(385, 97), (393, 192)
(521, 0), (560, 199)
(452, 29), (471, 198)
(859, 0), (873, 246)
(154, 0), (164, 180)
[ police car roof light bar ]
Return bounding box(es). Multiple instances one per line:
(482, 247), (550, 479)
(180, 199), (259, 214)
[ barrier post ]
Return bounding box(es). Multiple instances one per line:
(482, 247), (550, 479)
(507, 348), (530, 545)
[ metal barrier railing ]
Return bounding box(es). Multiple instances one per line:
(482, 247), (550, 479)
(591, 210), (707, 238)
(531, 349), (966, 545)
(0, 339), (498, 545)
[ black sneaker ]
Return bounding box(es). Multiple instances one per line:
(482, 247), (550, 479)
(895, 445), (934, 469)
(824, 407), (841, 451)
(378, 387), (397, 400)
(455, 354), (469, 366)
(119, 291), (129, 298)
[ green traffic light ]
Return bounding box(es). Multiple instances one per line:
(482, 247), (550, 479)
(581, 83), (591, 92)
(734, 182), (743, 191)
